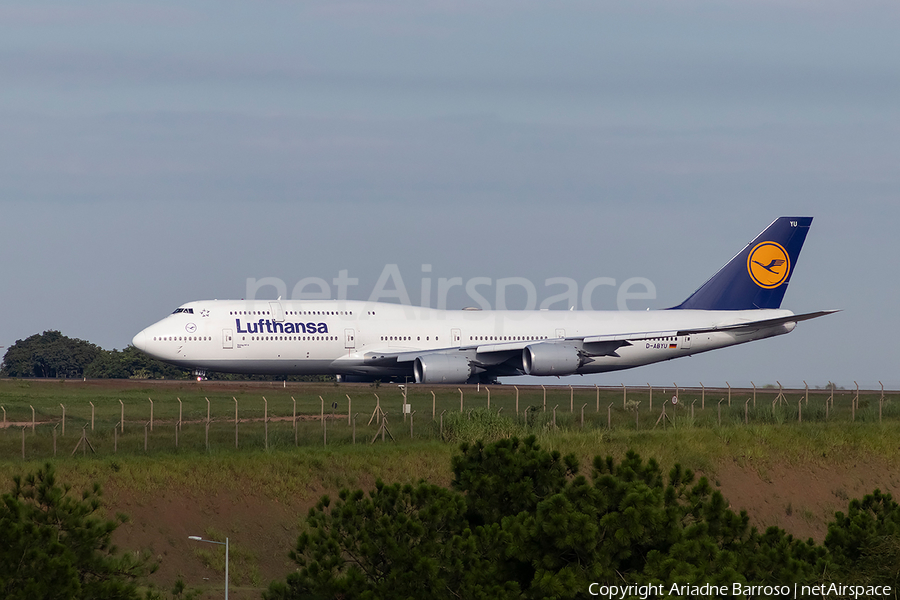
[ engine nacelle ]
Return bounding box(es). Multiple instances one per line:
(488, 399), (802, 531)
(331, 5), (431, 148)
(413, 354), (473, 384)
(522, 344), (581, 376)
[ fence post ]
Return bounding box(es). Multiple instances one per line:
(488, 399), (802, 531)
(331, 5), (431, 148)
(515, 386), (519, 416)
(205, 420), (209, 452)
(348, 395), (353, 425)
(607, 403), (613, 429)
(581, 404), (586, 429)
(234, 397), (239, 449)
(727, 382), (731, 406)
(206, 397), (210, 424)
(402, 385), (408, 423)
(30, 405), (35, 434)
(798, 399), (802, 423)
(552, 405), (557, 429)
(1, 406), (5, 427)
(90, 401), (95, 431)
(179, 398), (183, 431)
(264, 397), (268, 451)
(487, 387), (491, 410)
(852, 382), (857, 422)
(751, 382), (756, 408)
(175, 418), (179, 449)
(804, 381), (809, 406)
(440, 410), (446, 439)
(718, 398), (724, 426)
(880, 381), (884, 423)
(119, 399), (124, 433)
(596, 384), (600, 413)
(431, 391), (436, 420)
(542, 385), (546, 412)
(321, 396), (326, 447)
(647, 384), (652, 412)
(149, 398), (153, 432)
(774, 381), (785, 407)
(700, 382), (705, 410)
(60, 404), (65, 437)
(622, 384), (626, 409)
(458, 388), (463, 413)
(292, 397), (297, 446)
(745, 398), (750, 424)
(80, 425), (88, 457)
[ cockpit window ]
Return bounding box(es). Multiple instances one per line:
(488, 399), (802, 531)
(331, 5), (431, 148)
(172, 308), (195, 314)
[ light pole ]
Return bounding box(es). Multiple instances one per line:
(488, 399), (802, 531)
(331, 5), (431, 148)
(188, 535), (228, 599)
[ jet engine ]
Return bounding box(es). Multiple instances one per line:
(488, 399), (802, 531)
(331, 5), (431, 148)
(522, 343), (582, 376)
(413, 354), (474, 384)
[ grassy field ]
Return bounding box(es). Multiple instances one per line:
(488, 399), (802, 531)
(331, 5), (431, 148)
(0, 378), (894, 462)
(1, 379), (899, 598)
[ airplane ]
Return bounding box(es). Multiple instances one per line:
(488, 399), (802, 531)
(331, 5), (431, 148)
(132, 217), (836, 384)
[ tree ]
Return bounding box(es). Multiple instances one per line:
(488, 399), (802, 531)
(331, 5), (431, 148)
(451, 435), (578, 526)
(84, 346), (189, 379)
(823, 489), (900, 590)
(1, 331), (101, 378)
(0, 463), (153, 599)
(271, 437), (894, 599)
(264, 481), (518, 600)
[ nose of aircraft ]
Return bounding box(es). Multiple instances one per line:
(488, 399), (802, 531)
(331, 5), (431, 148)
(132, 329), (148, 351)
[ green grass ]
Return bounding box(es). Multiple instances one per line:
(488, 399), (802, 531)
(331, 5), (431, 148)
(0, 379), (891, 429)
(1, 379), (898, 499)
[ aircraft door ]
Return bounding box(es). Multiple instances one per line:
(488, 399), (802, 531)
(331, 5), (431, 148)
(556, 328), (566, 339)
(269, 302), (284, 322)
(223, 329), (233, 349)
(682, 335), (692, 349)
(451, 328), (461, 347)
(345, 328), (356, 350)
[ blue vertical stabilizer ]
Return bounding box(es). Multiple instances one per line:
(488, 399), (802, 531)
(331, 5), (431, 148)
(672, 217), (812, 310)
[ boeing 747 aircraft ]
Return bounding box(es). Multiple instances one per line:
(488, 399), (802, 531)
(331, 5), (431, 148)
(132, 217), (836, 383)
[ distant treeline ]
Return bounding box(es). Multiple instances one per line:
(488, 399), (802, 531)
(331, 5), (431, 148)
(0, 330), (332, 382)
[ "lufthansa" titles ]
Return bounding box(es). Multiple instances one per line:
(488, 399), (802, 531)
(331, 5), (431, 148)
(235, 319), (328, 335)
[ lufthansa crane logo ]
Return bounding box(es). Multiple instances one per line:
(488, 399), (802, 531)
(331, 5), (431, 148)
(747, 242), (790, 288)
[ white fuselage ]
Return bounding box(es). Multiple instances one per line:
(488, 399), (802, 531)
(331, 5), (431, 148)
(131, 299), (796, 380)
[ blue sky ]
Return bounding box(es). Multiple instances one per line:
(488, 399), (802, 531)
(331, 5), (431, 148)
(1, 1), (897, 388)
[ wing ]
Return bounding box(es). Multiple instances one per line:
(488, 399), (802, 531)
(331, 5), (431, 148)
(354, 310), (838, 382)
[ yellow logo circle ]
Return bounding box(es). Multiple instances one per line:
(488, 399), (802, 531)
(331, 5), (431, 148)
(747, 242), (790, 288)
